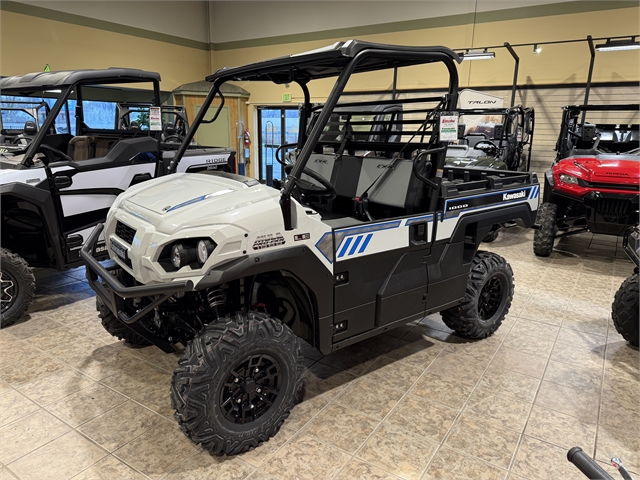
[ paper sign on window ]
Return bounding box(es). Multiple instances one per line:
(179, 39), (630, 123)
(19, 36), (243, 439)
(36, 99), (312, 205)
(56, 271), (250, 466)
(439, 113), (459, 142)
(149, 107), (162, 131)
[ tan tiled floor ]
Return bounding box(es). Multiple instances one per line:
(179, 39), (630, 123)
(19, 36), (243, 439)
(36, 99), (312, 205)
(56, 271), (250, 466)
(0, 227), (638, 480)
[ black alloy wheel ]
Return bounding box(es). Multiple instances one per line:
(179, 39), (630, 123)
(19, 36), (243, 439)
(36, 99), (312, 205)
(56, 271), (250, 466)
(478, 276), (505, 320)
(0, 248), (36, 328)
(1, 270), (17, 315)
(220, 353), (283, 424)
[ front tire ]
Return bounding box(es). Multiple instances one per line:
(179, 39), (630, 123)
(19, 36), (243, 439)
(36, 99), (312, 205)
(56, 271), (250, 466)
(171, 312), (304, 455)
(1, 249), (36, 328)
(612, 273), (639, 346)
(441, 251), (514, 339)
(96, 296), (151, 347)
(533, 202), (557, 257)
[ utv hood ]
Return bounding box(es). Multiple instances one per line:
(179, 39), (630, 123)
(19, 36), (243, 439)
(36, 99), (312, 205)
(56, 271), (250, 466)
(563, 156), (640, 185)
(124, 172), (276, 215)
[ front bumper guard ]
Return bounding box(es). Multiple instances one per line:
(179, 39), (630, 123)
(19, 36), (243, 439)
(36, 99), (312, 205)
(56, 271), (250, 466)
(81, 223), (194, 352)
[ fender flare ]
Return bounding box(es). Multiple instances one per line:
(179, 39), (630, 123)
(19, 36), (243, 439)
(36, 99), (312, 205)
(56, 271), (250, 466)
(0, 182), (62, 269)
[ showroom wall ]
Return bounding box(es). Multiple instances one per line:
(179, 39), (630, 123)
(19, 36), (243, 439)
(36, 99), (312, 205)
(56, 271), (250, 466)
(209, 1), (639, 100)
(0, 1), (212, 90)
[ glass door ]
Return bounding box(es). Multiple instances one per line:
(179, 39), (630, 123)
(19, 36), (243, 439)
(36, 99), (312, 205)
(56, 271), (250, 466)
(257, 107), (299, 185)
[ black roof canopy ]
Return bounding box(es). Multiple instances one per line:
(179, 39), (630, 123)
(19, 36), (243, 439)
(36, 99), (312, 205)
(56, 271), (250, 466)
(206, 40), (461, 85)
(0, 68), (161, 92)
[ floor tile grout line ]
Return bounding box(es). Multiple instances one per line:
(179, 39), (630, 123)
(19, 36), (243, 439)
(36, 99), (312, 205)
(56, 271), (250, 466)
(342, 336), (456, 480)
(504, 302), (562, 474)
(427, 317), (522, 476)
(592, 309), (612, 461)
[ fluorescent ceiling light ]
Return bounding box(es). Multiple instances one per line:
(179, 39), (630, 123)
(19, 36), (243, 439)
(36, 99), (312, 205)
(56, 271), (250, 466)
(595, 38), (640, 51)
(462, 49), (495, 61)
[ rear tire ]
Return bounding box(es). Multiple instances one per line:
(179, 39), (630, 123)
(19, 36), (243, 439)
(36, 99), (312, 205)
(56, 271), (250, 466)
(1, 249), (36, 328)
(441, 251), (513, 339)
(612, 273), (639, 347)
(171, 311), (304, 455)
(533, 202), (557, 257)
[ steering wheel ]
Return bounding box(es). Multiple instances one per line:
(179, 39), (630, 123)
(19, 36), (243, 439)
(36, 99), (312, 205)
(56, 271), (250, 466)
(275, 143), (298, 166)
(474, 140), (499, 157)
(284, 164), (336, 200)
(163, 135), (185, 143)
(11, 137), (33, 146)
(40, 144), (73, 163)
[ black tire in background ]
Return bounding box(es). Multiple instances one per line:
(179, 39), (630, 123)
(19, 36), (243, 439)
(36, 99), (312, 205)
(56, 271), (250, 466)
(0, 248), (36, 328)
(482, 226), (500, 243)
(612, 273), (639, 347)
(441, 251), (514, 339)
(96, 296), (151, 347)
(171, 311), (304, 455)
(533, 202), (557, 257)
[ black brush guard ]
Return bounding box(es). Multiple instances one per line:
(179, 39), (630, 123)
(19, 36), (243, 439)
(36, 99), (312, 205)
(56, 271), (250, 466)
(81, 223), (194, 352)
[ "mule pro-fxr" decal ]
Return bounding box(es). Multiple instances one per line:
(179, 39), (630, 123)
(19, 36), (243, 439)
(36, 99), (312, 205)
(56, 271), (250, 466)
(253, 233), (286, 250)
(444, 186), (538, 218)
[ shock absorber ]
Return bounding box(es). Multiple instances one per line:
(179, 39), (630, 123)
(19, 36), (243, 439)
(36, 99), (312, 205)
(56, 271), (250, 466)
(206, 284), (228, 317)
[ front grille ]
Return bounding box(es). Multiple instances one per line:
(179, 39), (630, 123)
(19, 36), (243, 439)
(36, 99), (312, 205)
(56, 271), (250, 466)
(115, 221), (136, 244)
(595, 198), (631, 217)
(583, 181), (639, 192)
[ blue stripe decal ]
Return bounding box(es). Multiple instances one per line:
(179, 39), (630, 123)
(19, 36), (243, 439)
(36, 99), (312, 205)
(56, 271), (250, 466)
(338, 237), (353, 258)
(359, 233), (373, 253)
(349, 235), (363, 255)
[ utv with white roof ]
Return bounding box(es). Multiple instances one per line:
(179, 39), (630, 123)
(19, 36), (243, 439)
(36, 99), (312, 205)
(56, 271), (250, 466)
(82, 41), (539, 455)
(0, 69), (235, 326)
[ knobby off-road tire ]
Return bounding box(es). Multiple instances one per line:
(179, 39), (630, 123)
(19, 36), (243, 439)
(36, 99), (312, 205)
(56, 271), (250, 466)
(612, 273), (639, 347)
(96, 296), (151, 347)
(441, 251), (514, 339)
(0, 248), (36, 328)
(171, 312), (304, 455)
(533, 202), (557, 257)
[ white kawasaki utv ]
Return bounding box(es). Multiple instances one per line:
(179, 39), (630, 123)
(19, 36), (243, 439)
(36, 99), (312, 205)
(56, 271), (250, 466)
(82, 41), (540, 455)
(0, 68), (235, 326)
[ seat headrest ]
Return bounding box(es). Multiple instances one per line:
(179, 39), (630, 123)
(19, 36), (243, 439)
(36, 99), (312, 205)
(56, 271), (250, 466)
(163, 122), (176, 136)
(23, 121), (37, 135)
(130, 121), (140, 130)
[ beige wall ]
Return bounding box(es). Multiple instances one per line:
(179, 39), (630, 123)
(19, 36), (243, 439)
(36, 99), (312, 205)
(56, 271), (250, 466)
(213, 6), (640, 93)
(0, 11), (210, 91)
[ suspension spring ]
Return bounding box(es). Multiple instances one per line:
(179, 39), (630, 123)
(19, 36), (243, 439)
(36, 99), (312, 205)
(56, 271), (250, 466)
(207, 285), (227, 310)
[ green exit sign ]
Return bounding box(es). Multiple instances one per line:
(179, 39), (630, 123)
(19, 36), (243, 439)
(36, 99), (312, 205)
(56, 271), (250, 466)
(282, 93), (292, 102)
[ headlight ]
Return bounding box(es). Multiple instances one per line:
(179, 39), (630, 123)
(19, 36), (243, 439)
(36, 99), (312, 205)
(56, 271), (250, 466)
(197, 239), (215, 264)
(559, 173), (578, 185)
(171, 244), (188, 269)
(160, 238), (216, 272)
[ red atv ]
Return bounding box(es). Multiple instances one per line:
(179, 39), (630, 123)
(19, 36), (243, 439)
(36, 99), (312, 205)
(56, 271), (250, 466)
(533, 104), (639, 257)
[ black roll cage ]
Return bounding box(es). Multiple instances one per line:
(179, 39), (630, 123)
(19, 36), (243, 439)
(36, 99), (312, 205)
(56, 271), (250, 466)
(168, 40), (461, 229)
(555, 103), (640, 161)
(3, 76), (162, 169)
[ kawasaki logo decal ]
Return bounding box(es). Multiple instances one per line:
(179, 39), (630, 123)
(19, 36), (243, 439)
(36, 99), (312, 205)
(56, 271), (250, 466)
(503, 191), (527, 201)
(445, 187), (535, 217)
